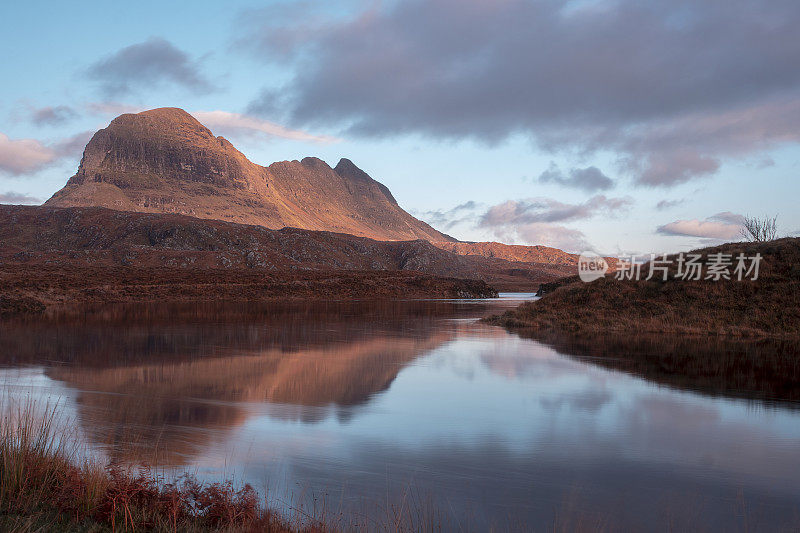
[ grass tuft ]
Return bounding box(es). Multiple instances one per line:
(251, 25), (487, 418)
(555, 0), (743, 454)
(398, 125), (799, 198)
(0, 396), (324, 532)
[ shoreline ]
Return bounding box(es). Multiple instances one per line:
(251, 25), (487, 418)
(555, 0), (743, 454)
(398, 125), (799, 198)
(485, 238), (800, 340)
(0, 266), (499, 318)
(0, 399), (323, 532)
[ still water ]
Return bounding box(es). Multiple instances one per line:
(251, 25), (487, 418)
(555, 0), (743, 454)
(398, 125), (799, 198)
(1, 294), (799, 531)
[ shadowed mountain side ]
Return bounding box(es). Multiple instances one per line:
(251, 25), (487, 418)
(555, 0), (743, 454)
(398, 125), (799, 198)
(44, 107), (452, 242)
(0, 205), (568, 305)
(45, 335), (449, 465)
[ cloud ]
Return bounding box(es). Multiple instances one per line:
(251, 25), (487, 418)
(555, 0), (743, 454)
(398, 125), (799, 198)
(190, 111), (339, 144)
(51, 131), (93, 157)
(657, 212), (745, 240)
(655, 199), (685, 211)
(0, 191), (40, 204)
(243, 0), (800, 186)
(708, 211), (746, 226)
(416, 201), (480, 230)
(537, 164), (614, 192)
(29, 105), (77, 126)
(0, 135), (55, 175)
(416, 196), (622, 250)
(87, 37), (213, 96)
(0, 131), (92, 176)
(511, 223), (590, 252)
(85, 102), (144, 116)
(476, 195), (631, 251)
(480, 195), (632, 226)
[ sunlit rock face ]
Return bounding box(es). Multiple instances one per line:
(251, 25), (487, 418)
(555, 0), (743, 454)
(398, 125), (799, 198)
(45, 107), (453, 242)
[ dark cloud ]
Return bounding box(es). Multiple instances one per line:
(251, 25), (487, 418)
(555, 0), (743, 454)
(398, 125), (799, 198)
(29, 105), (78, 126)
(657, 212), (744, 240)
(537, 164), (614, 192)
(655, 199), (685, 211)
(87, 37), (213, 96)
(244, 0), (800, 187)
(0, 191), (40, 204)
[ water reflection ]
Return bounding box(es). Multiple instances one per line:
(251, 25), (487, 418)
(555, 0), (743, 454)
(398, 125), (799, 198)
(527, 332), (800, 406)
(1, 297), (798, 530)
(0, 300), (488, 464)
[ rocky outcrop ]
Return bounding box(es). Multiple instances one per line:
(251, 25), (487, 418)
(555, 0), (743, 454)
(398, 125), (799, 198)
(45, 108), (453, 242)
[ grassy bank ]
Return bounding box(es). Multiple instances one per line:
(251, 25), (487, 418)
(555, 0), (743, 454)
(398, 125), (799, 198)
(0, 400), (322, 532)
(487, 238), (800, 338)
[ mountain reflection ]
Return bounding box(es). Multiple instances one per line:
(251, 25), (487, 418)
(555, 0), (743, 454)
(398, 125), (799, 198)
(0, 300), (478, 464)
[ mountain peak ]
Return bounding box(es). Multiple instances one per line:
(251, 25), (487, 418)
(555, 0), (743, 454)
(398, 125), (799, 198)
(334, 158), (366, 179)
(137, 106), (198, 121)
(106, 107), (214, 140)
(45, 108), (454, 242)
(334, 158), (397, 204)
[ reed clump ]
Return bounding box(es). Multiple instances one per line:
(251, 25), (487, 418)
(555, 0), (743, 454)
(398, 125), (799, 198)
(0, 398), (323, 532)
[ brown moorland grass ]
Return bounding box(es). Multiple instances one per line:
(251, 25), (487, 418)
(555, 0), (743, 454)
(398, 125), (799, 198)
(487, 238), (800, 338)
(0, 399), (324, 532)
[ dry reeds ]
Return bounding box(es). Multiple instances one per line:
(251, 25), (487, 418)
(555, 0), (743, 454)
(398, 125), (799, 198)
(0, 396), (321, 532)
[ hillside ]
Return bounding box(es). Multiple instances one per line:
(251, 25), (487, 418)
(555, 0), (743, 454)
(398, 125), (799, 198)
(0, 204), (568, 285)
(44, 107), (452, 242)
(0, 204), (603, 312)
(489, 238), (800, 338)
(432, 241), (579, 265)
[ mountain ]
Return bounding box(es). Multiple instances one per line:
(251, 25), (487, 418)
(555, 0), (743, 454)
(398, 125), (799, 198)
(45, 107), (452, 242)
(3, 204), (607, 313)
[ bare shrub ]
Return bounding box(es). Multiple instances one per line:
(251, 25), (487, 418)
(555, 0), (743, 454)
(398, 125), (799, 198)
(741, 215), (778, 242)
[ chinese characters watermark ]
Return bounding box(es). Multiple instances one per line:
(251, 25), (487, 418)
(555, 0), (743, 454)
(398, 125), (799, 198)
(579, 252), (762, 283)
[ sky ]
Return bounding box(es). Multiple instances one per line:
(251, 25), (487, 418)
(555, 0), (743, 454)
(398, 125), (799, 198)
(1, 0), (799, 255)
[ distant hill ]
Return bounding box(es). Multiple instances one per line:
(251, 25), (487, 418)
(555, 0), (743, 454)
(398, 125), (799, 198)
(489, 238), (800, 338)
(432, 241), (578, 264)
(0, 205), (590, 312)
(45, 107), (452, 242)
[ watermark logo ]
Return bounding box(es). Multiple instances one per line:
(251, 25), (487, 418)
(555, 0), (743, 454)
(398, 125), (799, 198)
(577, 252), (763, 283)
(578, 251), (609, 283)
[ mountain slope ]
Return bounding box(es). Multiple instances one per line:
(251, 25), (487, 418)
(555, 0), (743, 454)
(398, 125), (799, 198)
(45, 107), (452, 242)
(0, 205), (568, 287)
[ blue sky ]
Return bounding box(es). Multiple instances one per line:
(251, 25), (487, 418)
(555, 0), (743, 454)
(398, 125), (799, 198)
(1, 0), (798, 254)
